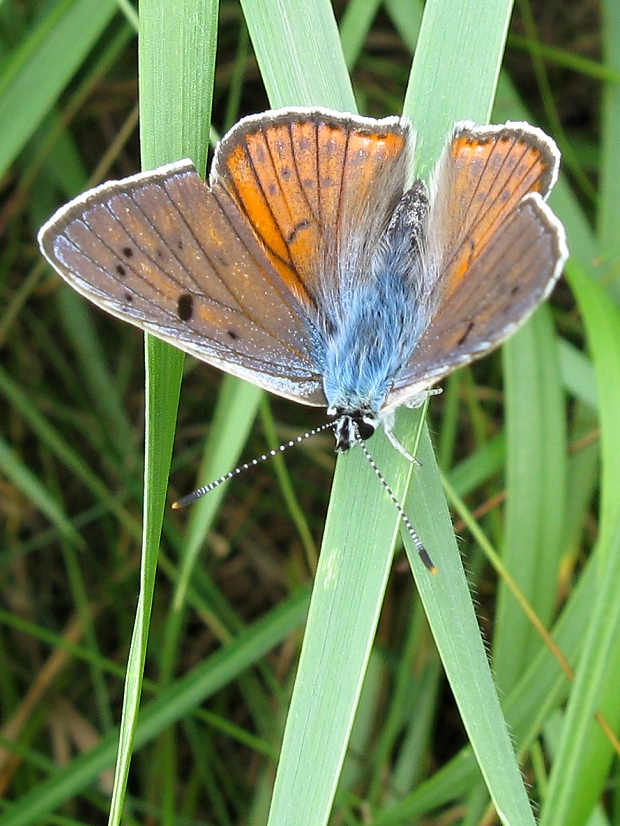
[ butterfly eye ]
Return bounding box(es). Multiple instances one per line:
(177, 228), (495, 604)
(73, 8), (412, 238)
(357, 416), (377, 441)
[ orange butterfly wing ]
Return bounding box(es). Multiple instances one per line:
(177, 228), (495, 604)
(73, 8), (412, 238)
(211, 108), (412, 308)
(386, 122), (567, 409)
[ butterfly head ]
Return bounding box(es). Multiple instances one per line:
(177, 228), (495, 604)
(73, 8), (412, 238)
(329, 406), (379, 452)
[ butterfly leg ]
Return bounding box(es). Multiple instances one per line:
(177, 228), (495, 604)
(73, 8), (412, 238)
(403, 387), (443, 410)
(381, 411), (420, 465)
(381, 386), (442, 462)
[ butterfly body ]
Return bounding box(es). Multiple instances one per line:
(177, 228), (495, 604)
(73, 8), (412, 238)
(38, 107), (568, 456)
(317, 182), (433, 450)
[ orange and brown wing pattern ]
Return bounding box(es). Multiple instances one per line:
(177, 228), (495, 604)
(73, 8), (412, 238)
(385, 122), (567, 410)
(38, 161), (327, 405)
(211, 108), (412, 306)
(428, 121), (560, 301)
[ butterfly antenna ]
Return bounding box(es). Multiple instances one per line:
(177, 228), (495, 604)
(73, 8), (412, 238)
(355, 433), (437, 574)
(172, 421), (338, 509)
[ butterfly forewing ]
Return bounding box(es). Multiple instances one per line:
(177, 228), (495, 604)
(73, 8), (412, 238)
(39, 161), (327, 405)
(212, 108), (412, 307)
(388, 193), (566, 406)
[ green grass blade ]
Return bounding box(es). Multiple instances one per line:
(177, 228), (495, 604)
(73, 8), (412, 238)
(0, 436), (81, 545)
(0, 0), (119, 177)
(405, 429), (536, 823)
(404, 0), (512, 170)
(240, 0), (355, 110)
(267, 425), (420, 825)
(538, 262), (620, 824)
(173, 376), (263, 609)
(493, 307), (567, 692)
(339, 0), (382, 69)
(106, 1), (219, 823)
(599, 0), (620, 301)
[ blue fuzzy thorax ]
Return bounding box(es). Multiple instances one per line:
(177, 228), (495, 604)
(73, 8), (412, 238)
(321, 251), (426, 416)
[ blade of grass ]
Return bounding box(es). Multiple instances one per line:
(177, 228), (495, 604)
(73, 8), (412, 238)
(106, 1), (219, 823)
(494, 306), (567, 692)
(0, 0), (119, 178)
(172, 376), (263, 610)
(266, 415), (426, 825)
(403, 427), (537, 823)
(538, 262), (620, 824)
(404, 0), (511, 172)
(0, 436), (81, 545)
(339, 0), (382, 69)
(599, 0), (620, 301)
(240, 0), (355, 111)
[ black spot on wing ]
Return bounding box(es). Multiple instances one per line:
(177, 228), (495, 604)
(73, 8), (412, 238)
(227, 330), (239, 340)
(122, 246), (134, 258)
(177, 293), (193, 321)
(116, 264), (126, 276)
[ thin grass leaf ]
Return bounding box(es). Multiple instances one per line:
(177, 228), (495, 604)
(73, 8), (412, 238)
(339, 0), (382, 69)
(599, 0), (620, 301)
(173, 376), (263, 610)
(404, 0), (512, 171)
(0, 0), (119, 178)
(538, 262), (620, 824)
(106, 1), (219, 823)
(0, 436), (81, 545)
(494, 306), (567, 691)
(240, 0), (355, 111)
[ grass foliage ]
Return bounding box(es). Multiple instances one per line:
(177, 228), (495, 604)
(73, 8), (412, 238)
(1, 0), (618, 824)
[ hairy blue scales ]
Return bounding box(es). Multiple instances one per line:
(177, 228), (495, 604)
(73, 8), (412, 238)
(320, 182), (432, 417)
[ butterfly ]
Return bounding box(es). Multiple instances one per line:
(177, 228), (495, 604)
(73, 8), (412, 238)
(38, 107), (568, 464)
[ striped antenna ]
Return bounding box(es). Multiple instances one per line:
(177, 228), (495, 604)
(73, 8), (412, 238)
(354, 431), (436, 574)
(172, 420), (338, 509)
(173, 417), (436, 573)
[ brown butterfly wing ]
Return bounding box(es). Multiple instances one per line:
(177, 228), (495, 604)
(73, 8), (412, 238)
(40, 109), (415, 408)
(38, 161), (327, 405)
(386, 122), (568, 409)
(211, 108), (413, 308)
